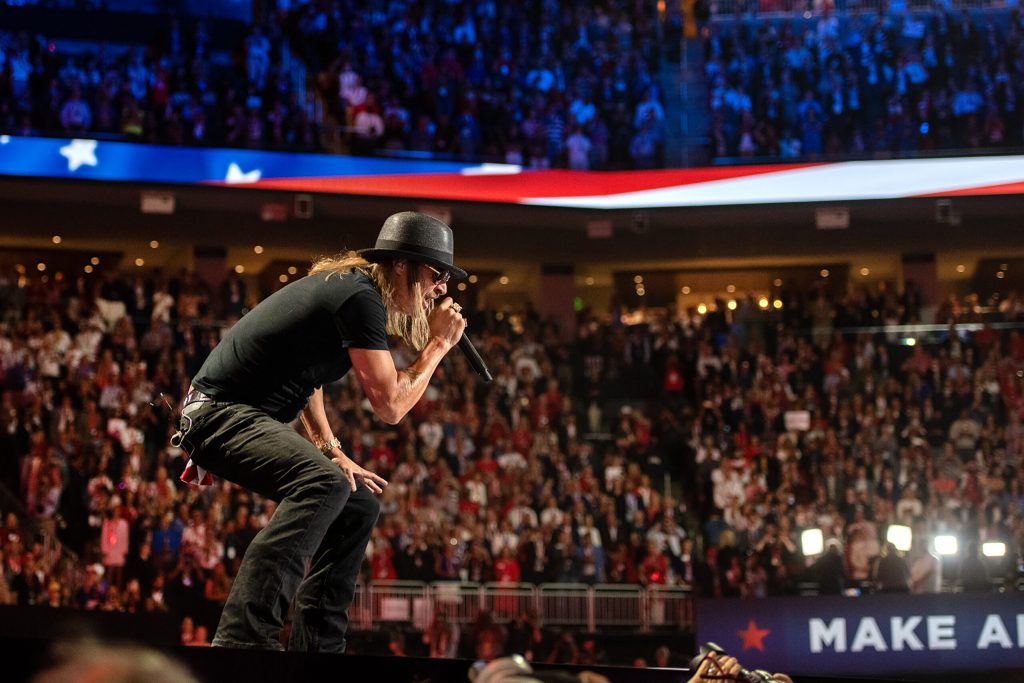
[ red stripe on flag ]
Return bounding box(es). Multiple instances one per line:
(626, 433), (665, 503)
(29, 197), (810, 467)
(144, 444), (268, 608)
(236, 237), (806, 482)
(216, 164), (823, 203)
(918, 181), (1024, 197)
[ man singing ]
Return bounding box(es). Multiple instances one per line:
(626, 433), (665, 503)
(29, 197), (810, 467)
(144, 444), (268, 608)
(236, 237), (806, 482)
(174, 211), (467, 652)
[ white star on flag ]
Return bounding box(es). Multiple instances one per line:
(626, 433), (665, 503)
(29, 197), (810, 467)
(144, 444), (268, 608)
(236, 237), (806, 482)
(59, 139), (98, 172)
(225, 162), (261, 184)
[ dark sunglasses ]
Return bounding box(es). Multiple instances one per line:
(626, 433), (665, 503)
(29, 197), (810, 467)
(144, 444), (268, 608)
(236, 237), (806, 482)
(423, 264), (451, 285)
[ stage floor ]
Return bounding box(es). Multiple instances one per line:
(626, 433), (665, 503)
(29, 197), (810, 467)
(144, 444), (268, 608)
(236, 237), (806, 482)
(0, 606), (923, 683)
(2, 635), (689, 683)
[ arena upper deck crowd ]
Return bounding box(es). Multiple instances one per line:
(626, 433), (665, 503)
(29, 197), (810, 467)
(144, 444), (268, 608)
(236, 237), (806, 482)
(8, 2), (1024, 169)
(704, 7), (1024, 160)
(0, 0), (670, 169)
(0, 262), (1021, 657)
(0, 12), (319, 150)
(285, 0), (667, 169)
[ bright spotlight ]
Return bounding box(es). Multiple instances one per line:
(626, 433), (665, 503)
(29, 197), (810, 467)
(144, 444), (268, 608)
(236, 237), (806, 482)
(801, 528), (824, 556)
(934, 535), (958, 556)
(887, 525), (912, 552)
(982, 542), (1006, 558)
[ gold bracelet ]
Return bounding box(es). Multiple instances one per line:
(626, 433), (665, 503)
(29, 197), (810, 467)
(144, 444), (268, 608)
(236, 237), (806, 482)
(318, 436), (341, 455)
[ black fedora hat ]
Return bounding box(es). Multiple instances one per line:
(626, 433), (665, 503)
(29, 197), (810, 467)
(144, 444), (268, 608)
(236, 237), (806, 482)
(358, 211), (467, 281)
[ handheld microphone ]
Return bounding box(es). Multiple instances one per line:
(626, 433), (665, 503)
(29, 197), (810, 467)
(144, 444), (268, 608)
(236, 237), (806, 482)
(458, 334), (492, 382)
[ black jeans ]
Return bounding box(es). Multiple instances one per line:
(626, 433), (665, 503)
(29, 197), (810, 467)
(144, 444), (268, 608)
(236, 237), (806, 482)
(179, 400), (380, 652)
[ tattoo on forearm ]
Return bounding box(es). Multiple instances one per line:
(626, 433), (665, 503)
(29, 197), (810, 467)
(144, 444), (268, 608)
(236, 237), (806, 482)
(403, 368), (423, 382)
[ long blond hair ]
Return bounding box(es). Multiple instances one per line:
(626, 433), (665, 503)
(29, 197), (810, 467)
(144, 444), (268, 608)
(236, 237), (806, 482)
(309, 251), (431, 351)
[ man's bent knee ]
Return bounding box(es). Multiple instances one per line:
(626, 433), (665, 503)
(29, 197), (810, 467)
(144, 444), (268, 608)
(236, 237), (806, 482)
(353, 489), (382, 525)
(298, 470), (350, 512)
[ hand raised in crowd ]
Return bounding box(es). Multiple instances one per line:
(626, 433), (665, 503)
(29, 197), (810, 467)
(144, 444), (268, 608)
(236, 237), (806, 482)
(687, 652), (743, 682)
(687, 653), (793, 683)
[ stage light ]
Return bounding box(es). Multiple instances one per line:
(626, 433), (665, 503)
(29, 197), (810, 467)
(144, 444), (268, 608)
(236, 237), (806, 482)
(773, 278), (782, 287)
(37, 262), (46, 271)
(457, 282), (467, 291)
(801, 528), (824, 556)
(820, 269), (829, 278)
(727, 300), (737, 310)
(997, 271), (1005, 279)
(758, 298), (769, 309)
(956, 264), (966, 273)
(903, 338), (917, 346)
(84, 265), (93, 274)
(150, 240), (159, 249)
(636, 287), (645, 296)
(726, 284), (736, 293)
(279, 274), (288, 283)
(681, 286), (690, 294)
(52, 235), (61, 244)
(499, 276), (509, 285)
(469, 274), (478, 284)
(234, 265), (245, 274)
(860, 267), (869, 276)
(634, 275), (643, 284)
(135, 258), (145, 267)
(697, 303), (707, 315)
(254, 245), (264, 254)
(287, 266), (297, 275)
(90, 257), (100, 265)
(934, 535), (958, 556)
(772, 299), (783, 309)
(887, 524), (912, 552)
(585, 277), (595, 286)
(982, 542), (1006, 558)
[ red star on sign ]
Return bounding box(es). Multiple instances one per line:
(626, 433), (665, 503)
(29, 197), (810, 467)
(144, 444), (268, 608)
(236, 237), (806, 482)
(737, 619), (771, 652)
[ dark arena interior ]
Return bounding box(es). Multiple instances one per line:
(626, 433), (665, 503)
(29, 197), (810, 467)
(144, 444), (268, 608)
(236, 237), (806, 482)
(0, 1), (1023, 682)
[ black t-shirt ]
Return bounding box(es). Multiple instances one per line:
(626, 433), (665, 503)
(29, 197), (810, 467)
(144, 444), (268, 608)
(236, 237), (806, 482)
(191, 270), (388, 422)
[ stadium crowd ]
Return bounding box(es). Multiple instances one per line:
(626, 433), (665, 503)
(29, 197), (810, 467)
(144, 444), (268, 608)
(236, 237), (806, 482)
(0, 0), (669, 169)
(13, 2), (1024, 169)
(285, 0), (667, 169)
(705, 8), (1024, 160)
(0, 15), (318, 149)
(0, 262), (1022, 656)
